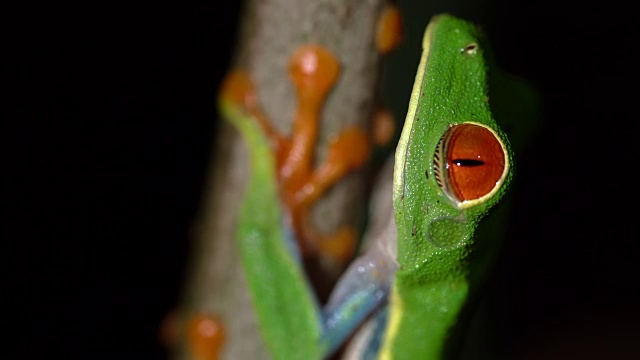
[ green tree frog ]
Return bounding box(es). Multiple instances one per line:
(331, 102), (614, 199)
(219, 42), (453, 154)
(215, 13), (535, 360)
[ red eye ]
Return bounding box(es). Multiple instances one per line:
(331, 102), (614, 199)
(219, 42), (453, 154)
(434, 123), (506, 204)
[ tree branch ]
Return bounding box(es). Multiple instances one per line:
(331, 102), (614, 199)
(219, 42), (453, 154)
(174, 0), (388, 358)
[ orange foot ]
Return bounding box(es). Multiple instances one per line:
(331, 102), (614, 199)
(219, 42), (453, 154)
(187, 314), (225, 360)
(219, 45), (371, 264)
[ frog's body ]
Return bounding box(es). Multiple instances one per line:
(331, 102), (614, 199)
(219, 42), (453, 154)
(380, 16), (512, 359)
(216, 13), (535, 360)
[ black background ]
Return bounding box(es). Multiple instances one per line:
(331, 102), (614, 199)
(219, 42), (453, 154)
(9, 1), (639, 358)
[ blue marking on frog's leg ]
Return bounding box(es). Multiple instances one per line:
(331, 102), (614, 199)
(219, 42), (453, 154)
(363, 307), (389, 360)
(319, 214), (398, 357)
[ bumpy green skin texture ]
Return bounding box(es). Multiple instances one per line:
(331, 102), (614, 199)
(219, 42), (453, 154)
(388, 15), (514, 359)
(219, 100), (322, 360)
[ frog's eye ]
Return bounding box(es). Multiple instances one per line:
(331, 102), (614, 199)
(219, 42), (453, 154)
(434, 122), (508, 208)
(462, 43), (478, 55)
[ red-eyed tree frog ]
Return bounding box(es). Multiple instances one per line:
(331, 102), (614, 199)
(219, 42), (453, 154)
(215, 13), (535, 360)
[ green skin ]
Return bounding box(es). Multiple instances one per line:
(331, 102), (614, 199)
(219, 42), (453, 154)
(382, 15), (512, 359)
(218, 100), (322, 359)
(219, 13), (536, 360)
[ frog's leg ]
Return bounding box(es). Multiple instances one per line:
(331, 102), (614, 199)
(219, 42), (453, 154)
(159, 310), (225, 360)
(219, 70), (290, 157)
(221, 46), (371, 264)
(282, 45), (371, 264)
(187, 314), (225, 360)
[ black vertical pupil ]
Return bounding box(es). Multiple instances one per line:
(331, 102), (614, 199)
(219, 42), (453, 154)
(452, 159), (484, 167)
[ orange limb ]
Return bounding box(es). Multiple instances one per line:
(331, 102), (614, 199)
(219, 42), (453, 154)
(281, 45), (371, 263)
(187, 314), (225, 360)
(291, 127), (370, 261)
(278, 45), (340, 193)
(293, 128), (370, 209)
(219, 71), (289, 157)
(220, 45), (371, 264)
(376, 4), (404, 54)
